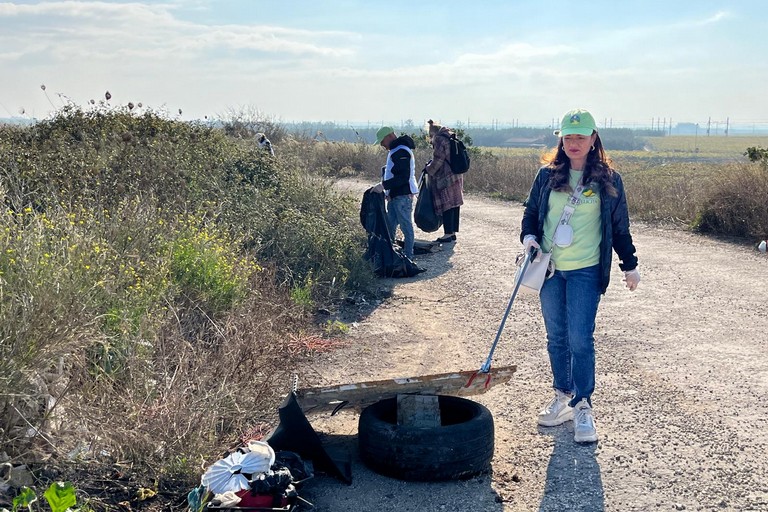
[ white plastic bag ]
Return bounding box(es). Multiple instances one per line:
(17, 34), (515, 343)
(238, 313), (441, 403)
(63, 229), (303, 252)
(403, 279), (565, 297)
(515, 251), (554, 294)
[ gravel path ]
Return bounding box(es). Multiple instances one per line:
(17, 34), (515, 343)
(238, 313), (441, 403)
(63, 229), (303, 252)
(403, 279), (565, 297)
(297, 183), (768, 512)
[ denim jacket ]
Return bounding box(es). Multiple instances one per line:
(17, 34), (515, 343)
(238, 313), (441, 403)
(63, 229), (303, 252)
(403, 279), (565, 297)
(520, 166), (638, 294)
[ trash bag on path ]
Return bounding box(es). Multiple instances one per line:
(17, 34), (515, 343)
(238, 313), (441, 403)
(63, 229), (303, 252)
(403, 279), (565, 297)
(414, 170), (442, 233)
(360, 188), (425, 278)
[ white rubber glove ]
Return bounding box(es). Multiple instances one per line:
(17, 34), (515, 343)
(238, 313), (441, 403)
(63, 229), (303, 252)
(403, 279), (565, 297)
(623, 268), (641, 291)
(523, 235), (542, 262)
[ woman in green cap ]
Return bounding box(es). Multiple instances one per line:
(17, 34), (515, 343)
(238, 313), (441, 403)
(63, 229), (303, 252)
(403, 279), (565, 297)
(520, 108), (641, 444)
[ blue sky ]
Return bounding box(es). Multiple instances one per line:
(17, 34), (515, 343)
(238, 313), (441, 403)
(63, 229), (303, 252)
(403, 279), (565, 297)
(2, 0), (767, 129)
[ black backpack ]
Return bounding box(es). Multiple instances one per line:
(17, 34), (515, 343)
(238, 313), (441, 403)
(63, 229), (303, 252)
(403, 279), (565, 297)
(446, 133), (470, 174)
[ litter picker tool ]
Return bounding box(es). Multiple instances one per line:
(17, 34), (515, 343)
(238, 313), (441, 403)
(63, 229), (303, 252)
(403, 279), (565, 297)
(466, 246), (537, 389)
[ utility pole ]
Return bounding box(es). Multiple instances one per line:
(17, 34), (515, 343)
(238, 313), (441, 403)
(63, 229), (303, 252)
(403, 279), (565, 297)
(695, 123), (699, 151)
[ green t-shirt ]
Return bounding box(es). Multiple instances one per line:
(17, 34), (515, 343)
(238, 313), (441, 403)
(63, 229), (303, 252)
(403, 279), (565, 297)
(541, 170), (601, 270)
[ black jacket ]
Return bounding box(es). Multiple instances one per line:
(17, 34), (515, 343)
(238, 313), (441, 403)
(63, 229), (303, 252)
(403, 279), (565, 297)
(381, 135), (416, 198)
(520, 166), (638, 294)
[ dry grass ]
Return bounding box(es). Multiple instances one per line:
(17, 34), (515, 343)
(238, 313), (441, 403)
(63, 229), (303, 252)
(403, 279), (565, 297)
(464, 148), (541, 201)
(311, 137), (767, 239)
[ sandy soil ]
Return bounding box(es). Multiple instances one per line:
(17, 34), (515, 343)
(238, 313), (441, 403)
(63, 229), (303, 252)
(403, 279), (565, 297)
(294, 181), (768, 512)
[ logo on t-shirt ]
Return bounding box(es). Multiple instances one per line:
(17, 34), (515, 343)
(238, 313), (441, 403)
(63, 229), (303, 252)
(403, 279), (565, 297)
(581, 183), (599, 202)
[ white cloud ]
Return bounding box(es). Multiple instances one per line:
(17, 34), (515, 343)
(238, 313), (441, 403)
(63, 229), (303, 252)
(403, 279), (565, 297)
(0, 1), (358, 64)
(695, 10), (732, 26)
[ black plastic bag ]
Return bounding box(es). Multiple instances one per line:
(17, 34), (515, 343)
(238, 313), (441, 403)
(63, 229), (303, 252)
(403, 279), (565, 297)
(414, 171), (442, 233)
(360, 188), (425, 278)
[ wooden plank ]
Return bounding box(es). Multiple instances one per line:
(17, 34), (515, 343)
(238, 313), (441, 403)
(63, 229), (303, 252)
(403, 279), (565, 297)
(295, 364), (516, 414)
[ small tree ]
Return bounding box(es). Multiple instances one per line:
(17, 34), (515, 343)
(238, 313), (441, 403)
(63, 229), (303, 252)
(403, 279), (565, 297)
(744, 146), (768, 169)
(218, 105), (287, 143)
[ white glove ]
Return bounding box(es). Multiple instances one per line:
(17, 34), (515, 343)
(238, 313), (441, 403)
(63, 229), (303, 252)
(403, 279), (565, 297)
(371, 183), (384, 194)
(623, 268), (641, 291)
(523, 235), (542, 261)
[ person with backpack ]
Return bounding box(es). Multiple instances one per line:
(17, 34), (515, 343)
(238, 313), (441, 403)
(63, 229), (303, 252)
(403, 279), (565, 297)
(371, 126), (419, 259)
(425, 119), (464, 244)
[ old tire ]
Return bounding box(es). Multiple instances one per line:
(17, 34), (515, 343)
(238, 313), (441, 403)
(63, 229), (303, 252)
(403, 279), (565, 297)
(358, 395), (494, 481)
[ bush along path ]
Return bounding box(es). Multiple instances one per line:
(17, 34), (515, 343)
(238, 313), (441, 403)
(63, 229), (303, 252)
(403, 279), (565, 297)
(297, 181), (768, 512)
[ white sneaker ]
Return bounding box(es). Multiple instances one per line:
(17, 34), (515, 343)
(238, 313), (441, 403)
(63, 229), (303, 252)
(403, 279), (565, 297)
(573, 399), (598, 443)
(537, 390), (573, 427)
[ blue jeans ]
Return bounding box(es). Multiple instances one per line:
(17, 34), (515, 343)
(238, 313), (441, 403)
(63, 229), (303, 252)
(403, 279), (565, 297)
(539, 264), (601, 407)
(386, 195), (415, 259)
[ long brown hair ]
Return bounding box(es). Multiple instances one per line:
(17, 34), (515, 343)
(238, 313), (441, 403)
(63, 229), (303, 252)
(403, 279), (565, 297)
(541, 133), (617, 196)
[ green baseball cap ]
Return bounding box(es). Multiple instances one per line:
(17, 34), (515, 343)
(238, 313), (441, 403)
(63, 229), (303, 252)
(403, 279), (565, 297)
(554, 109), (597, 136)
(375, 126), (395, 145)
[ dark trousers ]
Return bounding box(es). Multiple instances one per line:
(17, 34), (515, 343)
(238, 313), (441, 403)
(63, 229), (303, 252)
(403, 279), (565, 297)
(442, 206), (460, 234)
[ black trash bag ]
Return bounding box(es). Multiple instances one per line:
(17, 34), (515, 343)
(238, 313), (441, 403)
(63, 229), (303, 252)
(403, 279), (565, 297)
(395, 239), (441, 255)
(265, 393), (352, 484)
(250, 467), (294, 495)
(274, 451), (313, 482)
(360, 188), (425, 278)
(414, 170), (442, 233)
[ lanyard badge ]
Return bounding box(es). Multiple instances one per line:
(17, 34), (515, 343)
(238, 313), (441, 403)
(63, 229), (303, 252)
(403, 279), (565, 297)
(552, 183), (585, 248)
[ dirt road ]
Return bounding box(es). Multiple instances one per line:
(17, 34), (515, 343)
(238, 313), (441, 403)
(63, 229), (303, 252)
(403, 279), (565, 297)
(298, 184), (768, 512)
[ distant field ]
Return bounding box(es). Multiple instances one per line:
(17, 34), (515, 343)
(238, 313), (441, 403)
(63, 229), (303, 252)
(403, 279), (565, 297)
(641, 135), (768, 157)
(485, 135), (768, 162)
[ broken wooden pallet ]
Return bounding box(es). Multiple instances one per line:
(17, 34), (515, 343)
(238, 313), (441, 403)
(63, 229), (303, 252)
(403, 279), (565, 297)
(295, 364), (516, 414)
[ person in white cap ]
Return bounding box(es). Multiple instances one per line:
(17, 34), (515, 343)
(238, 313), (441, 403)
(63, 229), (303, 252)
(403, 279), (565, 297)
(520, 108), (640, 444)
(371, 126), (418, 259)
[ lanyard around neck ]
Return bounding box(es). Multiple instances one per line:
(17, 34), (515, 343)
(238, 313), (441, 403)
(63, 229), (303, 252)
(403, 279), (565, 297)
(559, 178), (585, 227)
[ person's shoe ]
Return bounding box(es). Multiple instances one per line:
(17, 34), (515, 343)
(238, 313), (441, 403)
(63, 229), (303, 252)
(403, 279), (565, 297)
(435, 234), (456, 243)
(573, 399), (598, 443)
(537, 390), (573, 427)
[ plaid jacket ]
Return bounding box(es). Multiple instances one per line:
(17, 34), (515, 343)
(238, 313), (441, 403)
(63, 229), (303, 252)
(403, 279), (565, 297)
(425, 127), (464, 214)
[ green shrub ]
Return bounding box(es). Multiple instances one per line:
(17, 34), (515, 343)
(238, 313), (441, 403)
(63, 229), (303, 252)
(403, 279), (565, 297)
(169, 218), (253, 314)
(262, 182), (369, 300)
(745, 146), (768, 167)
(2, 106), (221, 211)
(290, 271), (315, 310)
(692, 162), (768, 238)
